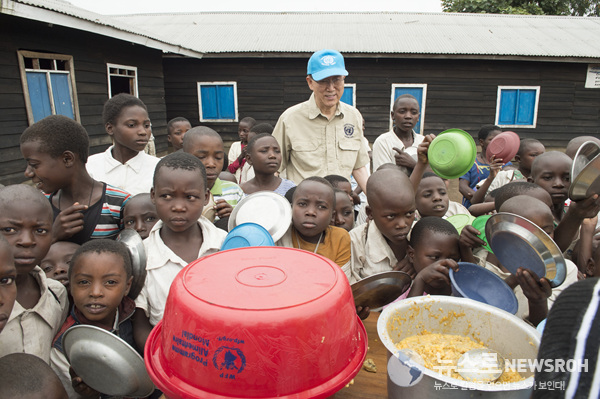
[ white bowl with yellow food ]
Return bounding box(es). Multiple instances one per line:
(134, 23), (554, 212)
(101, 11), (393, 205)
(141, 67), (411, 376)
(377, 295), (540, 399)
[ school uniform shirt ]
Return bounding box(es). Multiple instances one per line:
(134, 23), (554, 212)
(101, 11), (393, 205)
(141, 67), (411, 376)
(372, 130), (425, 173)
(276, 225), (351, 268)
(135, 218), (227, 326)
(273, 93), (370, 184)
(86, 145), (160, 196)
(0, 266), (68, 363)
(50, 297), (137, 399)
(345, 220), (400, 284)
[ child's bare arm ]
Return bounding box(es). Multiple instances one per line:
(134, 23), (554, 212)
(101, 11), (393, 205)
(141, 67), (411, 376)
(132, 308), (153, 351)
(409, 134), (435, 191)
(458, 179), (475, 201)
(578, 216), (598, 275)
(470, 157), (503, 205)
(515, 268), (551, 326)
(467, 202), (496, 217)
(555, 194), (600, 252)
(409, 259), (459, 297)
(458, 225), (485, 264)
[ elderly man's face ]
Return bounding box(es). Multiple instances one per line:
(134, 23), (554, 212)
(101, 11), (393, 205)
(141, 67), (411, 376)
(306, 75), (345, 112)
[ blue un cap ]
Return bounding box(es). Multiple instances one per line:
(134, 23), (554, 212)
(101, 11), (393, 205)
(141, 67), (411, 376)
(307, 49), (349, 81)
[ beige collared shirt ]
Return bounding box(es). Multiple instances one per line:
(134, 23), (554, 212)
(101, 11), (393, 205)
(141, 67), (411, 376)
(372, 130), (425, 173)
(135, 217), (227, 325)
(345, 221), (399, 284)
(0, 267), (68, 363)
(86, 145), (160, 196)
(273, 93), (369, 184)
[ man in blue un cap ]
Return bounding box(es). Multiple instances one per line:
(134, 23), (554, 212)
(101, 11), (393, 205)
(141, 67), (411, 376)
(273, 49), (369, 194)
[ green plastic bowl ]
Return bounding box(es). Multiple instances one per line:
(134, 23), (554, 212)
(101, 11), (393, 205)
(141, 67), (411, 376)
(471, 215), (493, 253)
(446, 213), (476, 234)
(428, 129), (477, 179)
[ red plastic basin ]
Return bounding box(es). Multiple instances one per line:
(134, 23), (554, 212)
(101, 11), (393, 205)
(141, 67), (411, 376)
(144, 247), (367, 399)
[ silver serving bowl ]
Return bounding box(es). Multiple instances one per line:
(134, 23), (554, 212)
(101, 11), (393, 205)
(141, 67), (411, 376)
(486, 212), (566, 287)
(351, 271), (412, 309)
(116, 229), (147, 300)
(63, 325), (154, 397)
(228, 191), (292, 242)
(569, 140), (600, 201)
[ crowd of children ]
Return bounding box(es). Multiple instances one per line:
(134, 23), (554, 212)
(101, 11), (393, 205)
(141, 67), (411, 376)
(0, 89), (599, 397)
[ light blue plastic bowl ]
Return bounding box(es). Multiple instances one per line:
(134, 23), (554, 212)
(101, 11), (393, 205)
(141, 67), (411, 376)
(221, 222), (275, 250)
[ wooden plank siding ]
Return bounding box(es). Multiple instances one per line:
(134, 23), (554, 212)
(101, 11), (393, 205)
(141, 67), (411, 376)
(0, 14), (168, 186)
(163, 57), (599, 149)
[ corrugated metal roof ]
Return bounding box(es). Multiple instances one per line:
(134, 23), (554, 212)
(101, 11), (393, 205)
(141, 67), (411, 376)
(112, 12), (600, 60)
(1, 0), (203, 58)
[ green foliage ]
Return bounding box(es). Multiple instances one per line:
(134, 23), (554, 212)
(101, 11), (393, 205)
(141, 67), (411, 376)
(441, 0), (599, 16)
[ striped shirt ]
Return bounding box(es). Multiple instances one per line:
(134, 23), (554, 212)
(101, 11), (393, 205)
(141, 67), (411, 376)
(47, 183), (130, 244)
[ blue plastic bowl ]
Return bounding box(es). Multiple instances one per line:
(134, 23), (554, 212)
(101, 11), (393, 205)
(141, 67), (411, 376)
(449, 262), (518, 314)
(221, 222), (275, 250)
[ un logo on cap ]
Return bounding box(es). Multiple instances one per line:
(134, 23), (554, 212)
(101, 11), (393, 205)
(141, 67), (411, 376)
(321, 55), (336, 66)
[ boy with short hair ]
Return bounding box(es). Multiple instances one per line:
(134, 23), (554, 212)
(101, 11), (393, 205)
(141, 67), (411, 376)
(0, 185), (68, 363)
(415, 172), (470, 219)
(228, 117), (256, 182)
(40, 241), (80, 287)
(404, 217), (461, 297)
(133, 152), (227, 348)
(0, 236), (17, 335)
(51, 239), (135, 398)
(372, 94), (425, 174)
(20, 115), (130, 244)
(277, 177), (351, 268)
(183, 127), (244, 221)
(346, 168), (417, 283)
(167, 117), (191, 152)
(122, 193), (158, 240)
(0, 353), (68, 399)
(332, 188), (355, 232)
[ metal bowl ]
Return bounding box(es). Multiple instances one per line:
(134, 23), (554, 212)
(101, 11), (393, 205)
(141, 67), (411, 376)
(228, 191), (292, 242)
(116, 229), (147, 300)
(569, 140), (600, 201)
(486, 212), (566, 287)
(63, 325), (155, 397)
(351, 271), (412, 309)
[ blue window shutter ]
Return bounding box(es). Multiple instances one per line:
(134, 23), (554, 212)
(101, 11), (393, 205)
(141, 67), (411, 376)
(340, 86), (354, 106)
(499, 89), (518, 125)
(50, 73), (74, 119)
(217, 85), (235, 119)
(26, 72), (52, 122)
(516, 90), (536, 125)
(394, 87), (424, 133)
(200, 85), (218, 119)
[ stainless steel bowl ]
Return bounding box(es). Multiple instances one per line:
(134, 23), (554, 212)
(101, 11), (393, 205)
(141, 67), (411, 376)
(378, 296), (540, 399)
(63, 325), (155, 397)
(486, 212), (566, 287)
(116, 229), (147, 300)
(351, 271), (412, 309)
(570, 140), (600, 201)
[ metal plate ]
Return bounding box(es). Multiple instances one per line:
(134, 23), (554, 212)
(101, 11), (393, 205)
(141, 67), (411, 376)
(62, 325), (155, 398)
(116, 229), (147, 300)
(228, 191), (292, 242)
(486, 212), (566, 287)
(351, 271), (412, 309)
(569, 140), (600, 201)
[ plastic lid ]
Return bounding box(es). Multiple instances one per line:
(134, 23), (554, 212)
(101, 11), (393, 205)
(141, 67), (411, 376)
(183, 248), (339, 310)
(446, 214), (476, 234)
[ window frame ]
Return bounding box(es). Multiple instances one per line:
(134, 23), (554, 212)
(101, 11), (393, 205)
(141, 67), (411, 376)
(495, 86), (541, 129)
(341, 83), (356, 107)
(107, 63), (139, 98)
(389, 83), (428, 134)
(197, 81), (239, 123)
(17, 50), (80, 125)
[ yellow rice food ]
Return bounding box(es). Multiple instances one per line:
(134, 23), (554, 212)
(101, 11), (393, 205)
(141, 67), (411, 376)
(395, 332), (524, 383)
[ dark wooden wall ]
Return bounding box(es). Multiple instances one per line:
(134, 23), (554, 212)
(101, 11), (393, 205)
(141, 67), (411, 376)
(0, 14), (168, 185)
(163, 56), (599, 147)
